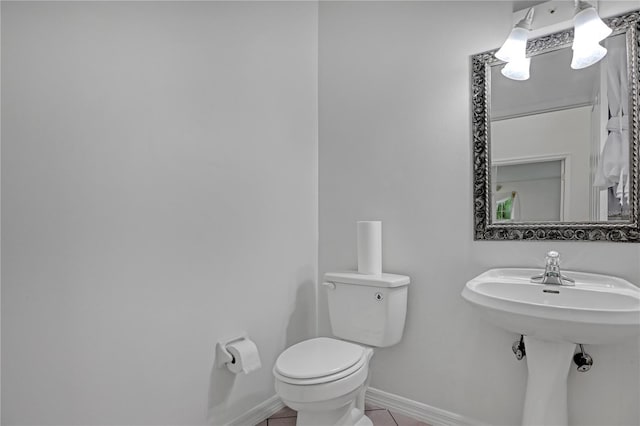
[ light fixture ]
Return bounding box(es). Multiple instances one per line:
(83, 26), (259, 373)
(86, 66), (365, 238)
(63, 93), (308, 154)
(496, 1), (612, 79)
(571, 0), (612, 69)
(571, 44), (607, 69)
(501, 57), (531, 81)
(495, 8), (535, 63)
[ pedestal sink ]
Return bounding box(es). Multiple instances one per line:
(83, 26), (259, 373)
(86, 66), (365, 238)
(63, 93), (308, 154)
(461, 268), (640, 426)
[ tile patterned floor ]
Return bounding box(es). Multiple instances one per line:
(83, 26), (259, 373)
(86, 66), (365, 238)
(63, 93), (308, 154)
(255, 403), (431, 426)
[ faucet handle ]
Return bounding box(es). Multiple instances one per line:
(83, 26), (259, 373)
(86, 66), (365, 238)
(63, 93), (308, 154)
(546, 251), (560, 265)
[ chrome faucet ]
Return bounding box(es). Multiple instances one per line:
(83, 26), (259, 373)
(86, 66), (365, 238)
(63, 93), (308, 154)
(531, 251), (575, 286)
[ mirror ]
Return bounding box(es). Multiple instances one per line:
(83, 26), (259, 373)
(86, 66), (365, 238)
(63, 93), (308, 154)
(471, 10), (640, 241)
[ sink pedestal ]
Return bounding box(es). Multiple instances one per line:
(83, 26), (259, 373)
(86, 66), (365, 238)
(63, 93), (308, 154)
(463, 268), (640, 425)
(522, 336), (576, 426)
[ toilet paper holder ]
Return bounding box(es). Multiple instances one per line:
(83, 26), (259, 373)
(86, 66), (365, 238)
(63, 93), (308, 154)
(215, 333), (248, 369)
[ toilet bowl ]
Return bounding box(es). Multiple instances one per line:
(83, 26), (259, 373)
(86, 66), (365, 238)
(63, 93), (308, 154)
(273, 337), (374, 426)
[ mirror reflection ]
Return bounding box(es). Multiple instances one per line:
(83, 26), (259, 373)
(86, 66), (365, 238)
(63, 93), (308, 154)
(489, 33), (628, 224)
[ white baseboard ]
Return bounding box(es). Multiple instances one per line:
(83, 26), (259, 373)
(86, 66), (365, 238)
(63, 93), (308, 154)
(227, 395), (284, 426)
(227, 388), (485, 426)
(365, 387), (488, 426)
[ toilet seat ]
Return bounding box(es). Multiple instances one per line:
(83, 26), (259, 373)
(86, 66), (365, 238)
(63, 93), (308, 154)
(274, 337), (368, 385)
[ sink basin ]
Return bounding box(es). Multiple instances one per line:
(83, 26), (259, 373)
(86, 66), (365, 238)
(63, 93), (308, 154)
(462, 268), (640, 425)
(462, 268), (640, 344)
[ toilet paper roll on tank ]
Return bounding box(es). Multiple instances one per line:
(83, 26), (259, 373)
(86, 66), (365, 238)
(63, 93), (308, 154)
(357, 221), (382, 275)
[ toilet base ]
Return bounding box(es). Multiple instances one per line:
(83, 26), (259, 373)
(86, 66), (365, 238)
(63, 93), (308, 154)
(354, 411), (373, 426)
(294, 403), (371, 426)
(283, 384), (370, 426)
(281, 373), (372, 426)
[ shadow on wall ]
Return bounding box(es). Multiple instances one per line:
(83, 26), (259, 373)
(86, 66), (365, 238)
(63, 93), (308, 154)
(285, 270), (316, 348)
(207, 269), (316, 424)
(207, 349), (265, 425)
(207, 365), (236, 424)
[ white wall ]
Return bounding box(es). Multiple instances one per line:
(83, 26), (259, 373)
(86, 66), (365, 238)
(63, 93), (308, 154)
(318, 2), (640, 425)
(1, 2), (318, 425)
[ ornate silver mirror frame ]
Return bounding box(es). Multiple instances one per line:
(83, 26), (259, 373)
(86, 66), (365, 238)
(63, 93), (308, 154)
(472, 10), (640, 242)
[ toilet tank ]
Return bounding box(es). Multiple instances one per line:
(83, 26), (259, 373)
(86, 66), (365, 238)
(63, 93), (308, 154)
(323, 272), (410, 347)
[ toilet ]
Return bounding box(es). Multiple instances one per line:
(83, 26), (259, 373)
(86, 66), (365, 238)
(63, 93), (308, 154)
(273, 271), (410, 426)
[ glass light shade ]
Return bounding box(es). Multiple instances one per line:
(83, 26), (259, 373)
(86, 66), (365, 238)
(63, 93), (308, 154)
(573, 6), (612, 47)
(571, 43), (607, 69)
(495, 27), (529, 62)
(501, 57), (531, 81)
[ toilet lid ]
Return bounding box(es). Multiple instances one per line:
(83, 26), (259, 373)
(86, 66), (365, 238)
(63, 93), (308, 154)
(274, 337), (365, 380)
